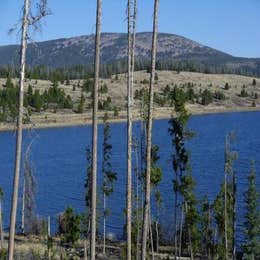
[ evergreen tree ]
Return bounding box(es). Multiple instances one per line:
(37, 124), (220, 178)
(243, 161), (260, 259)
(102, 113), (117, 254)
(168, 93), (198, 258)
(213, 133), (238, 259)
(59, 206), (81, 245)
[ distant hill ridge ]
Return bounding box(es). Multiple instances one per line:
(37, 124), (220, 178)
(0, 32), (260, 77)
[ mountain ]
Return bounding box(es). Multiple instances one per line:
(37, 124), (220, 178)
(0, 32), (260, 76)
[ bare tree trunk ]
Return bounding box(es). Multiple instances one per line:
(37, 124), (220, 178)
(90, 1), (102, 259)
(174, 178), (178, 259)
(84, 239), (88, 260)
(126, 1), (133, 259)
(224, 172), (228, 260)
(149, 210), (154, 260)
(141, 0), (159, 258)
(8, 0), (29, 259)
(47, 216), (50, 237)
(208, 206), (211, 259)
(0, 201), (4, 250)
(178, 203), (184, 258)
(185, 202), (194, 260)
(155, 221), (159, 253)
(103, 194), (106, 255)
(224, 136), (228, 260)
(21, 178), (25, 234)
(134, 141), (140, 260)
(47, 216), (51, 260)
(232, 171), (237, 260)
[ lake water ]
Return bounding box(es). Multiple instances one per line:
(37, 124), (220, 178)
(0, 111), (259, 246)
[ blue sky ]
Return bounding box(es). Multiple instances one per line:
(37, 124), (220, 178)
(0, 0), (259, 57)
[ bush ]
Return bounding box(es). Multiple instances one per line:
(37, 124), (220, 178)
(214, 91), (226, 100)
(201, 89), (213, 105)
(224, 83), (230, 90)
(58, 207), (81, 245)
(240, 86), (249, 97)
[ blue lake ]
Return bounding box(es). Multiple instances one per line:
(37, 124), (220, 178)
(0, 111), (259, 246)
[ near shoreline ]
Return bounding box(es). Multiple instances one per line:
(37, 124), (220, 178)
(0, 105), (259, 132)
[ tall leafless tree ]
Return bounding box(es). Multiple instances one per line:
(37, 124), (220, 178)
(8, 1), (49, 258)
(126, 0), (137, 258)
(0, 188), (4, 250)
(127, 0), (133, 259)
(90, 0), (102, 259)
(8, 0), (30, 258)
(141, 0), (159, 258)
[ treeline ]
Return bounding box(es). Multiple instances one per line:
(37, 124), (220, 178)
(1, 57), (260, 81)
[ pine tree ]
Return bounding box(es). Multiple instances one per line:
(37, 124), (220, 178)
(102, 113), (117, 255)
(243, 161), (260, 259)
(213, 134), (237, 260)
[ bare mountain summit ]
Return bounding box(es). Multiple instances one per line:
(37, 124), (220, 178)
(0, 32), (259, 76)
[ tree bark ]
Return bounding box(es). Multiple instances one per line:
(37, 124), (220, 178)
(141, 0), (159, 258)
(232, 171), (237, 260)
(90, 1), (102, 259)
(8, 0), (29, 259)
(103, 194), (106, 255)
(178, 203), (184, 257)
(224, 135), (228, 260)
(126, 1), (133, 259)
(0, 201), (4, 250)
(21, 178), (25, 234)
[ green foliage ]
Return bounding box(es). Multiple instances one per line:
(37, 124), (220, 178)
(82, 78), (93, 93)
(99, 96), (112, 110)
(102, 113), (117, 197)
(224, 83), (230, 90)
(201, 89), (213, 105)
(168, 94), (199, 255)
(213, 183), (234, 258)
(33, 90), (43, 112)
(213, 134), (238, 258)
(64, 95), (73, 109)
(214, 90), (226, 100)
(200, 196), (215, 257)
(151, 145), (162, 187)
(59, 206), (81, 245)
(76, 93), (85, 113)
(140, 78), (149, 84)
(240, 86), (249, 97)
(113, 106), (120, 117)
(99, 83), (108, 94)
(243, 161), (260, 259)
(0, 187), (3, 200)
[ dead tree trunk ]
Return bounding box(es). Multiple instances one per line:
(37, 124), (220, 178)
(126, 1), (133, 259)
(0, 200), (4, 250)
(224, 135), (228, 260)
(141, 0), (159, 258)
(232, 171), (237, 260)
(8, 0), (29, 258)
(90, 0), (102, 259)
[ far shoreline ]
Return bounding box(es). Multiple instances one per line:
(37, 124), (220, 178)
(0, 106), (259, 133)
